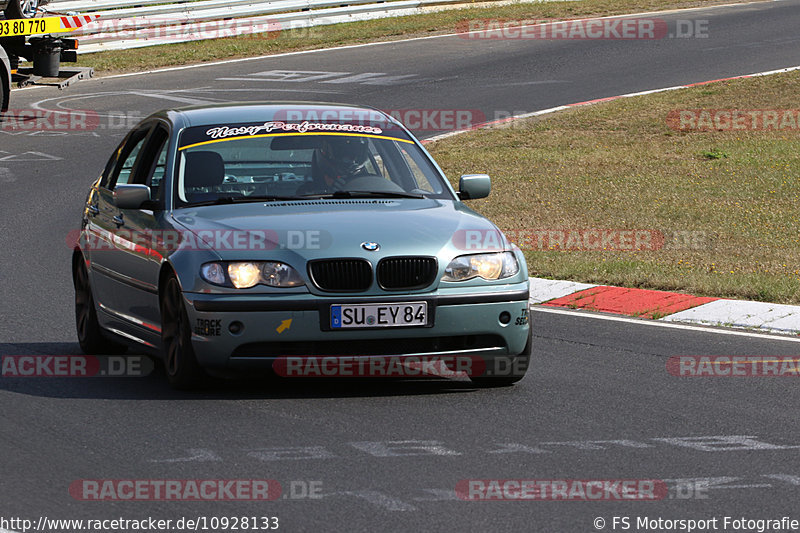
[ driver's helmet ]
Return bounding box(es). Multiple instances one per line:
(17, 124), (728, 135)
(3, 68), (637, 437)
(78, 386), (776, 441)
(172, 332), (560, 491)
(315, 137), (371, 187)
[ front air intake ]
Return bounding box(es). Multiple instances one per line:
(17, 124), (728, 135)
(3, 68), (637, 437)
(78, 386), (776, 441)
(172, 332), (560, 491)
(308, 258), (372, 292)
(377, 256), (437, 290)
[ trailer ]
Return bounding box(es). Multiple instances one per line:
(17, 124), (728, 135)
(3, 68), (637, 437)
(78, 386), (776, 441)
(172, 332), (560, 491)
(1, 3), (97, 111)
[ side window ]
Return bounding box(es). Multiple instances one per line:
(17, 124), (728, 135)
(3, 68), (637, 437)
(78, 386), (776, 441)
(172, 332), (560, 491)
(148, 141), (168, 202)
(116, 141), (144, 186)
(130, 125), (171, 203)
(106, 126), (152, 190)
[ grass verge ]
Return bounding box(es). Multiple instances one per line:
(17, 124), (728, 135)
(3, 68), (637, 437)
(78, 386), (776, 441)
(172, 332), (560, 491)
(76, 0), (749, 74)
(428, 71), (800, 303)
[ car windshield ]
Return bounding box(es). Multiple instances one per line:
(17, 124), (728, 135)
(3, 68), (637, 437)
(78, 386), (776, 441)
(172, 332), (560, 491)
(174, 121), (453, 206)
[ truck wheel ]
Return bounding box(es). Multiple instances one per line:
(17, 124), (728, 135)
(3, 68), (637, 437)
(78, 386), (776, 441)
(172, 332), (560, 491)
(4, 0), (39, 19)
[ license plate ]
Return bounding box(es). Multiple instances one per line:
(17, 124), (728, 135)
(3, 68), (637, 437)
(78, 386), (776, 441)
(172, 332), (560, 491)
(330, 302), (427, 329)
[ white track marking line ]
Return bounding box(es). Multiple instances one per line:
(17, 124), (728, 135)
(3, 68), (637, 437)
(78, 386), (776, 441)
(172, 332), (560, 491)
(425, 65), (800, 142)
(532, 305), (800, 343)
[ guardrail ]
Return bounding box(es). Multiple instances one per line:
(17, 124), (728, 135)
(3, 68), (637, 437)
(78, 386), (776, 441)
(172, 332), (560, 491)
(45, 0), (523, 53)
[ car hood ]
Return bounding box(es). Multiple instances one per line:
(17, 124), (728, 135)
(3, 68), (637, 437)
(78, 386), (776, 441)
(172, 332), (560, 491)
(171, 198), (509, 262)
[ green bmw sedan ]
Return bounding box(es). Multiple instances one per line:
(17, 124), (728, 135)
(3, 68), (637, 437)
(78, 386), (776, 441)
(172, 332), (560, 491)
(72, 103), (531, 389)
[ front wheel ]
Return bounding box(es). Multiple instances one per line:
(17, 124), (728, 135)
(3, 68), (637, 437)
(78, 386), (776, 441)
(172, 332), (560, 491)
(73, 258), (127, 355)
(160, 275), (208, 389)
(470, 325), (531, 388)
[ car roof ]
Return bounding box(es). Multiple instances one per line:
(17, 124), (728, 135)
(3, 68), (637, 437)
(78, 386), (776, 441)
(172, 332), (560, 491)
(164, 102), (398, 129)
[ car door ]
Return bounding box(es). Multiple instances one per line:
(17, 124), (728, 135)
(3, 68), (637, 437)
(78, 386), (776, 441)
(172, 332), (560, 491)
(86, 123), (155, 321)
(111, 123), (172, 335)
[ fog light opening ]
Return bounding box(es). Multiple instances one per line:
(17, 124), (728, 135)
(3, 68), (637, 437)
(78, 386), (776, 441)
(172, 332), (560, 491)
(229, 321), (244, 335)
(499, 311), (512, 325)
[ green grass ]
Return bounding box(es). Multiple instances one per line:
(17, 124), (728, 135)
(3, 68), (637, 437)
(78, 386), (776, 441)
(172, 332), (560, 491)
(76, 0), (748, 74)
(427, 71), (800, 303)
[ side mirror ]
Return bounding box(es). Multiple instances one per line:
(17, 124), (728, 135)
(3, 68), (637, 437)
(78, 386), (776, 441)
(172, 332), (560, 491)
(114, 184), (151, 210)
(458, 174), (491, 200)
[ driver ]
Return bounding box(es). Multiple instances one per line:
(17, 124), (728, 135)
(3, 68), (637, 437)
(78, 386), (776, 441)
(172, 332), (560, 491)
(313, 136), (373, 191)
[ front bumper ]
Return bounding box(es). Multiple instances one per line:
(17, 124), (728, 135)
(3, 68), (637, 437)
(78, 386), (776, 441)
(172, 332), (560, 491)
(183, 282), (530, 372)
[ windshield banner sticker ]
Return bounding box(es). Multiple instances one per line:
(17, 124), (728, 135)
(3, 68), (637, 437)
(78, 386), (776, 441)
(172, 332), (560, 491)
(206, 121), (383, 140)
(179, 119), (413, 149)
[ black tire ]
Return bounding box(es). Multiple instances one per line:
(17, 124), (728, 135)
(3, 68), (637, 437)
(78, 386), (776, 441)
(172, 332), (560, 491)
(1, 48), (9, 113)
(73, 258), (127, 355)
(160, 275), (208, 389)
(470, 325), (532, 388)
(4, 0), (39, 19)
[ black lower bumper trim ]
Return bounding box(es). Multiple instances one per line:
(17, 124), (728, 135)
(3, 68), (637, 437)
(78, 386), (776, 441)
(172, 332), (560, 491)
(192, 289), (530, 313)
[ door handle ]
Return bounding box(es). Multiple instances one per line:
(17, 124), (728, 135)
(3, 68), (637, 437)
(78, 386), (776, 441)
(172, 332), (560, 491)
(87, 204), (99, 216)
(112, 215), (124, 226)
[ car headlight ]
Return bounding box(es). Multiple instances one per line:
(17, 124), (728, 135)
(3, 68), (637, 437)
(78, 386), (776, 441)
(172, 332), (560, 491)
(200, 263), (226, 285)
(228, 262), (261, 289)
(441, 252), (519, 282)
(261, 262), (304, 287)
(200, 261), (305, 288)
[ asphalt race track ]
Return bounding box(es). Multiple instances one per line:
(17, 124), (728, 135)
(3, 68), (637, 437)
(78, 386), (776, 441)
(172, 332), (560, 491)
(2, 1), (800, 531)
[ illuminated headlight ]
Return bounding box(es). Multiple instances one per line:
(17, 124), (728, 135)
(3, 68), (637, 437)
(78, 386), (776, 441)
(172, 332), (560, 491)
(442, 252), (519, 282)
(200, 262), (305, 288)
(228, 262), (261, 289)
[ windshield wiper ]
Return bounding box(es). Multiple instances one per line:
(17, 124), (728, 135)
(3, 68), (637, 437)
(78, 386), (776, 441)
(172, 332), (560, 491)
(301, 190), (425, 200)
(229, 195), (308, 202)
(187, 195), (307, 207)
